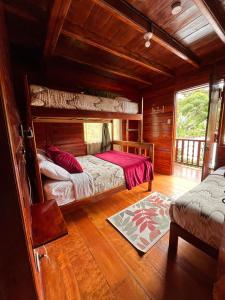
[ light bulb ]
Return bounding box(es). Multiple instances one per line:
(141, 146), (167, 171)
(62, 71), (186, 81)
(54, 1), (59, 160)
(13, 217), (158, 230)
(145, 40), (151, 48)
(171, 1), (182, 15)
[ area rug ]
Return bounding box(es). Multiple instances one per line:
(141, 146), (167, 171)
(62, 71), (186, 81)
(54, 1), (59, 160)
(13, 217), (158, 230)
(107, 192), (171, 253)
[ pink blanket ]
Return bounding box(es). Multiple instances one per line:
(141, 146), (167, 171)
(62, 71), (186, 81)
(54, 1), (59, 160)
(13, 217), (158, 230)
(95, 150), (153, 190)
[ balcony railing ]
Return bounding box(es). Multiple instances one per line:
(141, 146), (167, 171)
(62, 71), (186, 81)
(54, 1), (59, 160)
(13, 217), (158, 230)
(175, 139), (205, 167)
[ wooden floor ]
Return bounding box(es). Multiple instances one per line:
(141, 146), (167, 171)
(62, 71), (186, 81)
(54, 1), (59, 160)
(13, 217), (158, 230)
(40, 173), (216, 300)
(173, 163), (202, 182)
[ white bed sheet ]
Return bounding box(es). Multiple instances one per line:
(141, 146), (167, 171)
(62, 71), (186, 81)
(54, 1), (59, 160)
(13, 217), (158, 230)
(43, 155), (125, 206)
(170, 166), (225, 248)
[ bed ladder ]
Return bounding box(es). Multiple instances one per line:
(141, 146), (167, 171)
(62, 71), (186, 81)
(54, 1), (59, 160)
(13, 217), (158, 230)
(125, 97), (143, 143)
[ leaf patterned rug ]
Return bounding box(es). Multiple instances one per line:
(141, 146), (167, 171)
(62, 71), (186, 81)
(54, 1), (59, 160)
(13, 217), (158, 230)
(107, 192), (171, 253)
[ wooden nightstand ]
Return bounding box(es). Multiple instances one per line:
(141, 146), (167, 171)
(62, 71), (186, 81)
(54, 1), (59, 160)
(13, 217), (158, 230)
(31, 199), (68, 248)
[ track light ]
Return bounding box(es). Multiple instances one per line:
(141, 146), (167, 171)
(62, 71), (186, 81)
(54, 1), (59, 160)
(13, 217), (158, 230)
(144, 32), (152, 48)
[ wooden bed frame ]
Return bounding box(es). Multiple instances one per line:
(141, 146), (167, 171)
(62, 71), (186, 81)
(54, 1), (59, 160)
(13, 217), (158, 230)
(60, 140), (154, 215)
(169, 222), (219, 259)
(27, 83), (154, 214)
(168, 165), (225, 260)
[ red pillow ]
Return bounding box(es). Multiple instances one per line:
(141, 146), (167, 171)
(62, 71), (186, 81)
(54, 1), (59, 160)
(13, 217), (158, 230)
(46, 146), (83, 174)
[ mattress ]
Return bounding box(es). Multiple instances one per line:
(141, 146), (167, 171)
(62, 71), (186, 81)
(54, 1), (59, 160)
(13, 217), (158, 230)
(30, 85), (138, 114)
(44, 155), (125, 206)
(170, 167), (225, 248)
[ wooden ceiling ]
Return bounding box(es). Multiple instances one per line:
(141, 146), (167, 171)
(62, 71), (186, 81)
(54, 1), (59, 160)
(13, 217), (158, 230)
(3, 0), (225, 89)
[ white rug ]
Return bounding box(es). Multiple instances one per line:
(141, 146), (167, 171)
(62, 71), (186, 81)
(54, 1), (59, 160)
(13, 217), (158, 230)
(108, 192), (171, 253)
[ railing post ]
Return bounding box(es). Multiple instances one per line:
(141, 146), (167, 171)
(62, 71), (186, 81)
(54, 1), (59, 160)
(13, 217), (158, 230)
(187, 140), (190, 164)
(191, 141), (195, 165)
(197, 141), (201, 167)
(175, 139), (179, 162)
(181, 140), (184, 163)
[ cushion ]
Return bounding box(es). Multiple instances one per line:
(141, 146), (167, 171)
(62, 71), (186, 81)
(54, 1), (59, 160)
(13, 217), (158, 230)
(39, 160), (71, 181)
(46, 146), (83, 174)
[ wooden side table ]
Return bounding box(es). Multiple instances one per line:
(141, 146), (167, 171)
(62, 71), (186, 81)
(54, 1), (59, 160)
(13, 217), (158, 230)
(31, 199), (68, 248)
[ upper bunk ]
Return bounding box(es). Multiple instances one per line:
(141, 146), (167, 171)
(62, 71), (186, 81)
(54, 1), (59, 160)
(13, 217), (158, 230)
(30, 84), (143, 122)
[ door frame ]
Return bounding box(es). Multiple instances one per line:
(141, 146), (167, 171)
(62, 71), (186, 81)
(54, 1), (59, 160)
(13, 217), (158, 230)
(173, 83), (209, 175)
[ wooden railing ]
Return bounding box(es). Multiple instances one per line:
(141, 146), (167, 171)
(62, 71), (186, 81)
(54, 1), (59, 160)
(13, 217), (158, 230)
(112, 140), (154, 165)
(175, 139), (205, 167)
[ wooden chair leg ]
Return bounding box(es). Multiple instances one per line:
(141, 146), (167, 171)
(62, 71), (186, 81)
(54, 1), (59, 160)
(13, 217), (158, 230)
(168, 222), (178, 258)
(148, 180), (152, 191)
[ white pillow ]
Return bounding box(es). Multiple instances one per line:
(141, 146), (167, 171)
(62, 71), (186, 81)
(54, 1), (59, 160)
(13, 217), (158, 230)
(36, 149), (53, 163)
(39, 160), (71, 181)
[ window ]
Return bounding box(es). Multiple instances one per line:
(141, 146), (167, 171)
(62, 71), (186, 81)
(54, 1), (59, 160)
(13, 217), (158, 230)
(84, 123), (113, 144)
(84, 120), (122, 144)
(84, 123), (106, 144)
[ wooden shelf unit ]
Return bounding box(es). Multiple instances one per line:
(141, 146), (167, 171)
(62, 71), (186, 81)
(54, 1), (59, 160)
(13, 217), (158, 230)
(31, 199), (68, 248)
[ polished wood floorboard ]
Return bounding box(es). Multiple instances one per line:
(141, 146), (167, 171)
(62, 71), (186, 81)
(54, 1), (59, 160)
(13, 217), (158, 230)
(41, 173), (216, 300)
(174, 163), (202, 182)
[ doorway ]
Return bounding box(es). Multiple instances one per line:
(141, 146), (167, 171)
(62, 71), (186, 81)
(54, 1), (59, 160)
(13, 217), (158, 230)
(174, 84), (209, 181)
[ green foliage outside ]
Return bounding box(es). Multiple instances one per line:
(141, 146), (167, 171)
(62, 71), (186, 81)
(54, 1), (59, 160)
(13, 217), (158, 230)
(176, 89), (209, 139)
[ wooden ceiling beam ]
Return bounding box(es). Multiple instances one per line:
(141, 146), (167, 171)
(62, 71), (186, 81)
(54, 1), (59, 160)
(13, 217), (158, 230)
(62, 29), (173, 77)
(54, 52), (152, 85)
(93, 0), (201, 67)
(3, 3), (39, 22)
(44, 0), (71, 57)
(193, 0), (225, 43)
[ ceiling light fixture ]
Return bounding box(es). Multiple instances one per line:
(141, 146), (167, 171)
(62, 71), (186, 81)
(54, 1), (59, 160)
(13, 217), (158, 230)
(144, 32), (153, 48)
(171, 1), (182, 15)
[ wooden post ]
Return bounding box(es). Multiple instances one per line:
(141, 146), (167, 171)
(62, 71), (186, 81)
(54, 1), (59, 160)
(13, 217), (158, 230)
(148, 180), (152, 191)
(111, 119), (114, 149)
(126, 119), (129, 141)
(168, 222), (179, 258)
(140, 96), (144, 143)
(24, 75), (45, 203)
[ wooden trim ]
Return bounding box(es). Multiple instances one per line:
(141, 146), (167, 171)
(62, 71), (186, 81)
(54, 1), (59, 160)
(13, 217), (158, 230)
(93, 0), (200, 67)
(218, 78), (225, 146)
(112, 140), (154, 165)
(125, 120), (129, 141)
(193, 0), (225, 43)
(140, 97), (144, 142)
(61, 29), (173, 77)
(60, 185), (127, 215)
(61, 181), (153, 216)
(44, 0), (71, 57)
(24, 75), (45, 203)
(33, 118), (114, 124)
(31, 107), (143, 121)
(169, 222), (219, 259)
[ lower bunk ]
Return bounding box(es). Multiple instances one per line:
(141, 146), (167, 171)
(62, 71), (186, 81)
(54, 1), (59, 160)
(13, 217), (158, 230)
(38, 141), (154, 215)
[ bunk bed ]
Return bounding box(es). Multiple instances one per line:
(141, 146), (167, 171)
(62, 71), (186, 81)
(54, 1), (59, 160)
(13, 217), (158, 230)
(28, 84), (154, 214)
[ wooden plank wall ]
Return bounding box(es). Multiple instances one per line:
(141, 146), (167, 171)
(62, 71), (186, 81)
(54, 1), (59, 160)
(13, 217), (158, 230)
(143, 85), (175, 175)
(34, 122), (87, 156)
